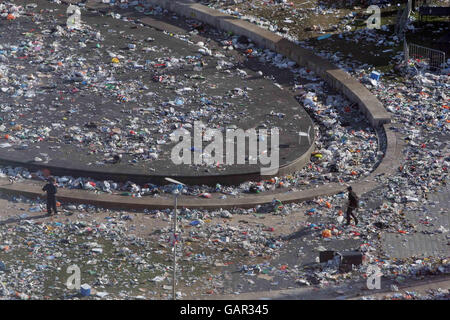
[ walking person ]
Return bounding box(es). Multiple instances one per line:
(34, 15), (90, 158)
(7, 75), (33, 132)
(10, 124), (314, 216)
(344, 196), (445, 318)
(346, 186), (359, 226)
(43, 177), (58, 216)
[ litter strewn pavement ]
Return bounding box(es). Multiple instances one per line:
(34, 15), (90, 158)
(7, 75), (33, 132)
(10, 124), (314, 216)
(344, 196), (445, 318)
(0, 0), (448, 300)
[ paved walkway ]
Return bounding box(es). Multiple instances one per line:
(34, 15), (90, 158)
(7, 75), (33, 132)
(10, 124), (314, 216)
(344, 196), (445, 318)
(209, 275), (450, 300)
(381, 179), (449, 259)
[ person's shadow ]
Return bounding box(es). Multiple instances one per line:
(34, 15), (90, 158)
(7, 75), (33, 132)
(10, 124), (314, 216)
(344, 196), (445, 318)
(281, 226), (314, 241)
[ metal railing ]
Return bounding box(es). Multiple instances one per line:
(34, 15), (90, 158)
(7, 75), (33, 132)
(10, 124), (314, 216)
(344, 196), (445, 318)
(404, 41), (446, 70)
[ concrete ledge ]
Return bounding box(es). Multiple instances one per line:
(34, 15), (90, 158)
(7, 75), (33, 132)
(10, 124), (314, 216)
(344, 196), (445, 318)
(0, 126), (401, 210)
(138, 16), (187, 34)
(0, 177), (344, 210)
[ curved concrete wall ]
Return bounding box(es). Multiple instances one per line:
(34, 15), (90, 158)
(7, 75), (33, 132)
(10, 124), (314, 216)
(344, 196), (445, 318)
(0, 125), (403, 210)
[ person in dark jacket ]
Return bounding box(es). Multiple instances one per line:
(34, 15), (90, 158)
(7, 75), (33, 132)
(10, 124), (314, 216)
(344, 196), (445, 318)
(43, 177), (58, 216)
(346, 186), (359, 225)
